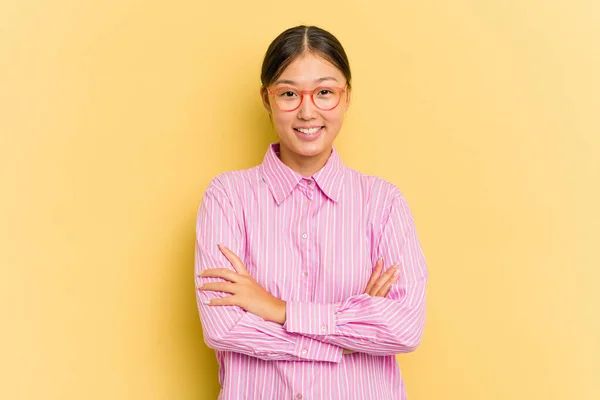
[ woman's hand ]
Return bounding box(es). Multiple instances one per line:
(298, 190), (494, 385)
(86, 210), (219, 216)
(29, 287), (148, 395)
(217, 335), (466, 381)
(363, 258), (400, 297)
(197, 243), (286, 324)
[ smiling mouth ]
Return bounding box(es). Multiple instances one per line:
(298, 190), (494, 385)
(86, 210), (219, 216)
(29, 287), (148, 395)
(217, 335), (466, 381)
(294, 126), (324, 135)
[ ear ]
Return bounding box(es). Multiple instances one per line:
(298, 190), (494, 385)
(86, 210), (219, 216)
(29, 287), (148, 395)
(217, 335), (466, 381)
(260, 86), (272, 114)
(343, 85), (351, 111)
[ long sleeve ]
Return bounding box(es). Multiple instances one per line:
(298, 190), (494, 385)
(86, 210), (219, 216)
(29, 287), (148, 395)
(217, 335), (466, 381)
(283, 187), (428, 356)
(195, 177), (343, 363)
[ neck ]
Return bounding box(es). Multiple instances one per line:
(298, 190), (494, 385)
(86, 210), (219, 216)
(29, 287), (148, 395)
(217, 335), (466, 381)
(279, 145), (332, 178)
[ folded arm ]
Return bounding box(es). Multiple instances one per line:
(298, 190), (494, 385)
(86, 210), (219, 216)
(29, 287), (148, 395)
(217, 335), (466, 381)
(283, 187), (429, 356)
(195, 178), (343, 363)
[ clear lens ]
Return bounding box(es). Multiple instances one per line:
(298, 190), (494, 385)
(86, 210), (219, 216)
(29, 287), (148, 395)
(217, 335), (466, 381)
(272, 88), (301, 111)
(314, 88), (340, 110)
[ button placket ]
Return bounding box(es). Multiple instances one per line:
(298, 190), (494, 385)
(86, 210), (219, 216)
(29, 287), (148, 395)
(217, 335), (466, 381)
(305, 185), (318, 301)
(308, 191), (318, 298)
(300, 186), (312, 301)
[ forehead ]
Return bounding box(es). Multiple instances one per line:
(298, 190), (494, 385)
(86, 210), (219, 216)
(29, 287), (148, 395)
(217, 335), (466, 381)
(276, 53), (344, 85)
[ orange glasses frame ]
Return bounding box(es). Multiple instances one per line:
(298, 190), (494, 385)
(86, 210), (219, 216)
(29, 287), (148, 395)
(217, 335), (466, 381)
(267, 85), (348, 112)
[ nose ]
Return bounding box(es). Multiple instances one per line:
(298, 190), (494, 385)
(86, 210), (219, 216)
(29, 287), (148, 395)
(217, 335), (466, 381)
(297, 93), (316, 120)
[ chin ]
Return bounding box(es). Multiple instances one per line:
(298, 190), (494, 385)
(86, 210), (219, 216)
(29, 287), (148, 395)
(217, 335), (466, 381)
(291, 141), (329, 157)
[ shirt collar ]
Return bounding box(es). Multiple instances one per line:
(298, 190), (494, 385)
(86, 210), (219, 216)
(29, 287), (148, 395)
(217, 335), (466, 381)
(259, 142), (345, 205)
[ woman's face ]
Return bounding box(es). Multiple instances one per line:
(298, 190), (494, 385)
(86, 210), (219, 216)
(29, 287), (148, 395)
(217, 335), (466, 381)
(260, 52), (351, 163)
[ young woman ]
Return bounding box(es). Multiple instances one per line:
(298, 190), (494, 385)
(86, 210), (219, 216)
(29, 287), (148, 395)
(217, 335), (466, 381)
(195, 25), (428, 400)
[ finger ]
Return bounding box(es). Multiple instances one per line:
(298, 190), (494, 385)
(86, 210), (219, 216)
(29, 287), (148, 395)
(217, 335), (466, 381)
(197, 281), (237, 294)
(375, 271), (400, 297)
(373, 266), (401, 297)
(363, 258), (383, 294)
(198, 268), (241, 283)
(218, 243), (249, 275)
(369, 263), (399, 296)
(204, 295), (237, 306)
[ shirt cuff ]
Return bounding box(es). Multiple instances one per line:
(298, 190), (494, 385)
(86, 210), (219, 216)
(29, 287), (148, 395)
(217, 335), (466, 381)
(294, 334), (343, 363)
(284, 301), (337, 335)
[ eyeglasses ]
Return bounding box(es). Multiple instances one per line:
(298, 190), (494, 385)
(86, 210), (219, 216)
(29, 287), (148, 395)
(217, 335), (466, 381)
(267, 85), (347, 112)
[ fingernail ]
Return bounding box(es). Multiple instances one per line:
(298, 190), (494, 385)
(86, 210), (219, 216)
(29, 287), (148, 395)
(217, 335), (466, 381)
(198, 271), (205, 276)
(203, 300), (211, 305)
(394, 269), (400, 277)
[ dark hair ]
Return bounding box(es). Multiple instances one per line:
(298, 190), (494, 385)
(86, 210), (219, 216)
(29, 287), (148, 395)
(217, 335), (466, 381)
(260, 25), (352, 89)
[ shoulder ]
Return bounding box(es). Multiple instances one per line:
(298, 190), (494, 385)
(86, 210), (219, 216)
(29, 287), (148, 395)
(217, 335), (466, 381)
(344, 166), (405, 206)
(204, 165), (262, 200)
(342, 167), (417, 230)
(342, 169), (420, 247)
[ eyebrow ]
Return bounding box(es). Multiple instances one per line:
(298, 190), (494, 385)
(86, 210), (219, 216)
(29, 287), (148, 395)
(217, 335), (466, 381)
(273, 76), (339, 85)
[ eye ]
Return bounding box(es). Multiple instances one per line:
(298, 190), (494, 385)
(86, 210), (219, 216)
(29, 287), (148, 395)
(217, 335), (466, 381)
(318, 89), (333, 96)
(275, 89), (298, 98)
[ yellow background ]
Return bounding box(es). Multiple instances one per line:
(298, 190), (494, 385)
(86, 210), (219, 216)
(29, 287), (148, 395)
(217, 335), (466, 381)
(1, 1), (598, 399)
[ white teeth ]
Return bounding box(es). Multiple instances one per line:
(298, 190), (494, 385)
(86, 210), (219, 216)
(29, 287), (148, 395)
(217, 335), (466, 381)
(297, 127), (322, 135)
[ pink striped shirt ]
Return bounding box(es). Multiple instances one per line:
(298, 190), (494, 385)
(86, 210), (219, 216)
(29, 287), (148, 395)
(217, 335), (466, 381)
(195, 142), (428, 399)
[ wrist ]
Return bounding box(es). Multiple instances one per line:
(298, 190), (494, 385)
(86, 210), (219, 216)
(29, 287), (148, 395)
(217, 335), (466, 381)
(271, 298), (286, 325)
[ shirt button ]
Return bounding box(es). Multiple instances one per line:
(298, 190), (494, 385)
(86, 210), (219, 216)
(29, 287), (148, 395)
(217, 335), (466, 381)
(301, 348), (307, 355)
(302, 271), (309, 277)
(296, 394), (303, 399)
(321, 325), (327, 331)
(307, 180), (312, 185)
(302, 233), (307, 239)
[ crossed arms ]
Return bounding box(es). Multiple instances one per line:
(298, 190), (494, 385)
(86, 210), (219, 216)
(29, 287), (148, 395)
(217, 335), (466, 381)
(195, 178), (428, 363)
